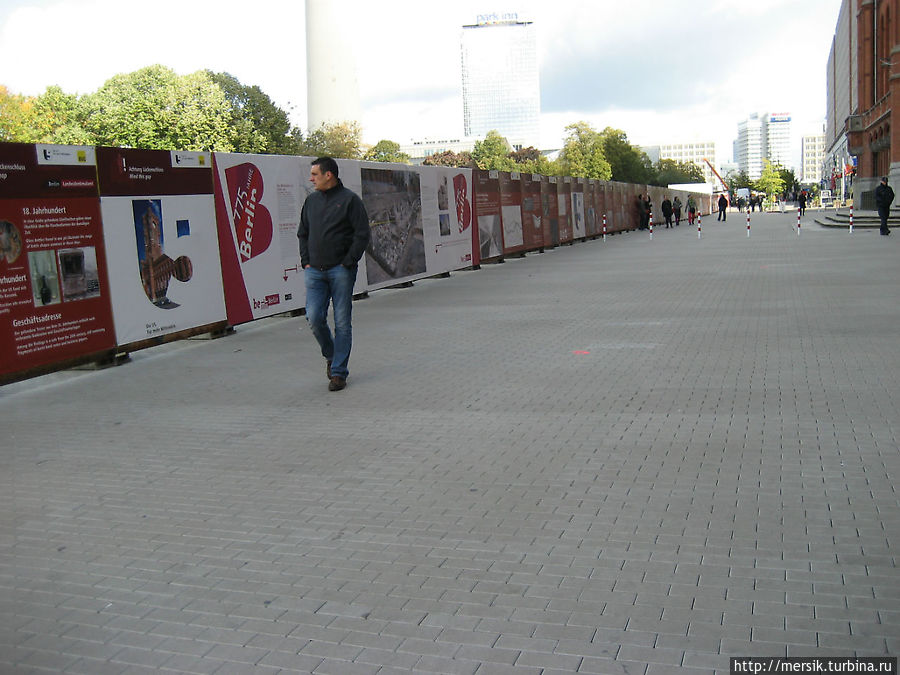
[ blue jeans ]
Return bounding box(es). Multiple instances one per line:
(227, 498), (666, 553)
(304, 264), (357, 379)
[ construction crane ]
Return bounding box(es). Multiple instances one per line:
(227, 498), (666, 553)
(702, 158), (729, 196)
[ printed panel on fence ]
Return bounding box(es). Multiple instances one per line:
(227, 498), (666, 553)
(499, 172), (526, 255)
(0, 143), (116, 379)
(425, 167), (474, 273)
(571, 179), (586, 239)
(557, 178), (572, 243)
(212, 153), (307, 325)
(473, 170), (503, 262)
(522, 174), (544, 251)
(96, 147), (226, 346)
(540, 176), (558, 247)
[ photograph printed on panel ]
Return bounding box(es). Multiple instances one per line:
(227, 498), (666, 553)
(361, 168), (424, 284)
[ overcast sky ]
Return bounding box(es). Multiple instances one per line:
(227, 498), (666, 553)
(1, 0), (843, 167)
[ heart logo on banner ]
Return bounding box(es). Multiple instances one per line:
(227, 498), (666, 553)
(225, 163), (273, 262)
(453, 173), (472, 233)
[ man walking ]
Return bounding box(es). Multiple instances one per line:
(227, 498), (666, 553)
(297, 157), (371, 391)
(717, 193), (728, 221)
(875, 176), (894, 236)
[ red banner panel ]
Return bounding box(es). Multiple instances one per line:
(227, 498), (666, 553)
(0, 143), (116, 381)
(473, 170), (503, 263)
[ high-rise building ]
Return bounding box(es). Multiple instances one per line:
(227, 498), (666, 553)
(460, 13), (540, 150)
(735, 113), (764, 179)
(764, 113), (792, 168)
(801, 131), (826, 184)
(734, 112), (793, 179)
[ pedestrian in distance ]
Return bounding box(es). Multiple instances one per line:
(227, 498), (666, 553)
(297, 157), (371, 391)
(798, 190), (807, 217)
(875, 176), (894, 236)
(673, 196), (682, 226)
(661, 196), (673, 228)
(687, 195), (697, 225)
(717, 193), (728, 221)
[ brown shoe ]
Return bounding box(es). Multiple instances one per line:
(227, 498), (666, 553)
(326, 360), (332, 379)
(328, 376), (346, 391)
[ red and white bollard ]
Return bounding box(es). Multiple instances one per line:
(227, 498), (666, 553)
(746, 211), (751, 237)
(797, 207), (801, 236)
(849, 204), (854, 234)
(602, 213), (607, 241)
(697, 213), (702, 239)
(649, 212), (653, 240)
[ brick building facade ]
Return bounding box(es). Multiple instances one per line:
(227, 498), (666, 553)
(847, 0), (900, 195)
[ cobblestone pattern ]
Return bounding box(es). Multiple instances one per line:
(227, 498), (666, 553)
(1, 212), (898, 674)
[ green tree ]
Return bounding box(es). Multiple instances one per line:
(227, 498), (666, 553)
(207, 71), (303, 155)
(726, 169), (753, 194)
(471, 130), (515, 170)
(557, 122), (612, 180)
(364, 139), (410, 164)
(509, 146), (558, 175)
(755, 159), (785, 206)
(0, 85), (35, 142)
(30, 86), (92, 145)
(79, 65), (236, 150)
(778, 166), (799, 196)
(652, 159), (704, 186)
(599, 127), (652, 183)
(302, 121), (363, 159)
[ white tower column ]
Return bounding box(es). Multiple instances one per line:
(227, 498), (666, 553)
(305, 0), (362, 132)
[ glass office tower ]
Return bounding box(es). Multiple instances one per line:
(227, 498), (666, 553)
(460, 16), (540, 150)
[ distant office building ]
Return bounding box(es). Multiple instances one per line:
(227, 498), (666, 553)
(734, 112), (793, 179)
(801, 131), (826, 184)
(643, 141), (717, 185)
(735, 114), (765, 179)
(460, 13), (540, 150)
(764, 113), (793, 168)
(399, 138), (477, 164)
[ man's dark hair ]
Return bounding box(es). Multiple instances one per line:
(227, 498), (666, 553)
(313, 157), (339, 178)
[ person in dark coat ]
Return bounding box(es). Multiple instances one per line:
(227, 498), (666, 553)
(661, 196), (673, 228)
(672, 196), (682, 226)
(717, 194), (728, 221)
(875, 176), (894, 236)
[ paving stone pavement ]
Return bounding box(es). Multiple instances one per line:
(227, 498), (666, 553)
(1, 209), (898, 674)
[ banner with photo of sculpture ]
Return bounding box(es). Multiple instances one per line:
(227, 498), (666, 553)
(540, 176), (559, 247)
(0, 142), (116, 380)
(96, 147), (226, 347)
(212, 153), (308, 325)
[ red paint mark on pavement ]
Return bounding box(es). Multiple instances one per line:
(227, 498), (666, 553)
(573, 350), (591, 355)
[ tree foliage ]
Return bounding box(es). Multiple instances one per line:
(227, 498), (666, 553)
(755, 159), (785, 202)
(207, 71), (303, 155)
(0, 85), (35, 142)
(471, 130), (514, 170)
(79, 65), (236, 150)
(598, 127), (651, 184)
(652, 159), (704, 187)
(364, 139), (410, 164)
(302, 121), (363, 159)
(726, 169), (753, 193)
(557, 122), (611, 180)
